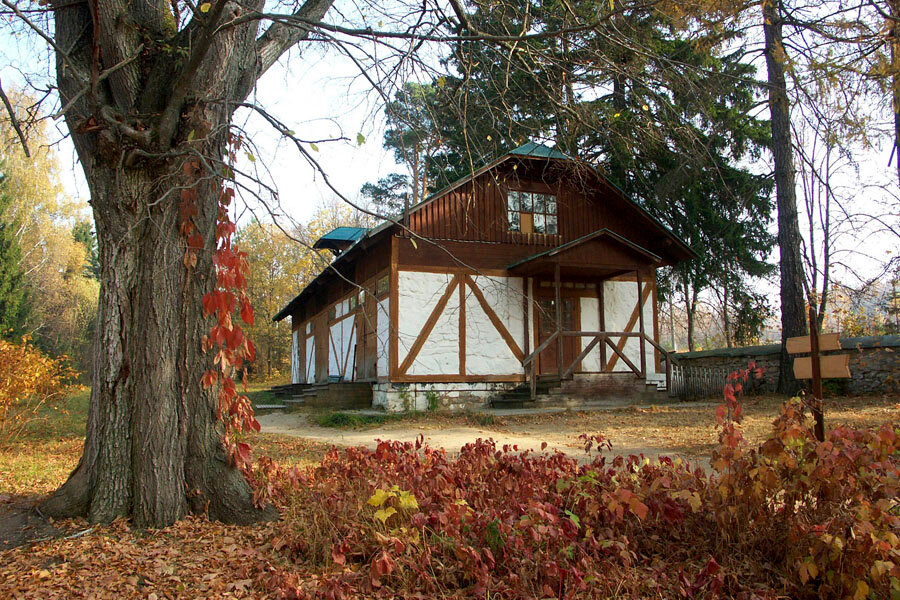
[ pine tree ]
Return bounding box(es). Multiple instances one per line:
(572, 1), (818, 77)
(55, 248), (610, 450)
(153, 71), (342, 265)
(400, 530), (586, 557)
(0, 175), (29, 338)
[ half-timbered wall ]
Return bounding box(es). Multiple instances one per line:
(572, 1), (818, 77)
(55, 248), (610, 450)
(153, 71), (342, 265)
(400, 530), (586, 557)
(291, 329), (301, 384)
(394, 270), (525, 380)
(304, 321), (316, 383)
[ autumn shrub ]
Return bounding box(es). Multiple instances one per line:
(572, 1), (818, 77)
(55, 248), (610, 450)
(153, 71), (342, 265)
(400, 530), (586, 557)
(250, 363), (899, 600)
(0, 336), (79, 446)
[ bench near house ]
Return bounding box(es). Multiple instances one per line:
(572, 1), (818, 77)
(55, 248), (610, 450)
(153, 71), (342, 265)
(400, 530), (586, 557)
(273, 143), (696, 411)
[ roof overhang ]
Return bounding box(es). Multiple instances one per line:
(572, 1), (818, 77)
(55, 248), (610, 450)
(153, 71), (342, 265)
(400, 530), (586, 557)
(507, 228), (662, 276)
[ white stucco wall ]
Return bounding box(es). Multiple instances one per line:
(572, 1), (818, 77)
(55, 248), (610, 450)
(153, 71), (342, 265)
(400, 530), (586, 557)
(579, 297), (602, 371)
(603, 280), (656, 374)
(399, 271), (460, 376)
(465, 276), (524, 375)
(377, 297), (390, 377)
(329, 316), (356, 380)
(305, 335), (316, 382)
(291, 329), (301, 384)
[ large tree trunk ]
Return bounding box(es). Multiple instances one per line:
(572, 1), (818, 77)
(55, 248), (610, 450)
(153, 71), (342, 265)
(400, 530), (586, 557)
(890, 0), (900, 187)
(41, 148), (275, 527)
(762, 0), (808, 394)
(36, 0), (331, 527)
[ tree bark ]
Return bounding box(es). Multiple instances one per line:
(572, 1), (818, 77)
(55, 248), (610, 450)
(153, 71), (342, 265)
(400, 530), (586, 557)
(37, 0), (342, 527)
(890, 0), (900, 187)
(762, 0), (808, 394)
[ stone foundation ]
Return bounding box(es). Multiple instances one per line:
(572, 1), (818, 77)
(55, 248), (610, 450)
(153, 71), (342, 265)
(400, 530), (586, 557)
(669, 335), (900, 395)
(372, 381), (519, 412)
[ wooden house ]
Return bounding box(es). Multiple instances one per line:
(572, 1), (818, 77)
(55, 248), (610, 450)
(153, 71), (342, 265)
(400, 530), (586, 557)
(273, 143), (695, 410)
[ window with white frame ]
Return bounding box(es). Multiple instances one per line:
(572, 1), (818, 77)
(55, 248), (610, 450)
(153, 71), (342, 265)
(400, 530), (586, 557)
(507, 190), (557, 234)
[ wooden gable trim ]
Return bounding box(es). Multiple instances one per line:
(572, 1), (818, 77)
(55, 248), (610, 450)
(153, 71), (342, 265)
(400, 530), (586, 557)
(464, 275), (525, 362)
(397, 275), (460, 376)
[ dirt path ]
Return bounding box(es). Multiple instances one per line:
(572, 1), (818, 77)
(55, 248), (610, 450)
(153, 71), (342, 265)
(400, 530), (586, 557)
(256, 410), (688, 464)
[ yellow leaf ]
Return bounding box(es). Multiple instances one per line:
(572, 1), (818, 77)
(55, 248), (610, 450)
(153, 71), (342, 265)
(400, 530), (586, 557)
(368, 488), (392, 507)
(854, 580), (869, 600)
(200, 2), (211, 13)
(806, 561), (818, 580)
(373, 507), (397, 524)
(398, 491), (418, 511)
(409, 238), (417, 250)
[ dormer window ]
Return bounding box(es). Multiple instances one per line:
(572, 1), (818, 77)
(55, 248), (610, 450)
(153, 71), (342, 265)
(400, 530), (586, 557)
(507, 190), (557, 234)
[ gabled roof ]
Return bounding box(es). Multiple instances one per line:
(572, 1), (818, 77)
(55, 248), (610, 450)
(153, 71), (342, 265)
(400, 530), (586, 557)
(509, 141), (572, 160)
(507, 228), (662, 271)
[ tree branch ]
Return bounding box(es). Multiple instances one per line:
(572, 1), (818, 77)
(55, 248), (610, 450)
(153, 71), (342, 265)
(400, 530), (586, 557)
(155, 0), (231, 149)
(254, 0), (336, 78)
(0, 77), (30, 157)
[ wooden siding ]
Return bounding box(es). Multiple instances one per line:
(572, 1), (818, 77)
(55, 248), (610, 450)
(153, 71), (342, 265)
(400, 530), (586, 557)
(405, 160), (680, 264)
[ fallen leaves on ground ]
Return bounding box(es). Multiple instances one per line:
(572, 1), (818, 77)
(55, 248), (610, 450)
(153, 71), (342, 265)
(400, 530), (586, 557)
(0, 516), (280, 599)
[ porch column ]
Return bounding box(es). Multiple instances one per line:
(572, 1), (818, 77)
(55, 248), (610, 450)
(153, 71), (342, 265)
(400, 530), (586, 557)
(636, 269), (646, 378)
(598, 279), (607, 371)
(555, 262), (563, 380)
(522, 277), (531, 358)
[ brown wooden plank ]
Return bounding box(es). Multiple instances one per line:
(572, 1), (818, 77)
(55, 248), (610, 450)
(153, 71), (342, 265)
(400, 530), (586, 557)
(465, 275), (525, 361)
(793, 354), (851, 379)
(787, 333), (841, 354)
(398, 275), (460, 375)
(389, 236), (399, 379)
(459, 276), (466, 376)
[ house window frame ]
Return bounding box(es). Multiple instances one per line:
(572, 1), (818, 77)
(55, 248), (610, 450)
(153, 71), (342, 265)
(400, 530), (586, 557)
(506, 188), (558, 235)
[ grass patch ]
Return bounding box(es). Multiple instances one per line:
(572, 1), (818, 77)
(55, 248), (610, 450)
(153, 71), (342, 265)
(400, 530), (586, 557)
(311, 411), (398, 428)
(245, 380), (284, 409)
(310, 409), (501, 429)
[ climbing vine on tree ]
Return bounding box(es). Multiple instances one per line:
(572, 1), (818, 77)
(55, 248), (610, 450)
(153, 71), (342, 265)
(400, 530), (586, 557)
(182, 135), (260, 472)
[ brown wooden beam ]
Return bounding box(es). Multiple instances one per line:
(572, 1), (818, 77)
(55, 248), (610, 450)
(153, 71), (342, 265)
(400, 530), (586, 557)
(397, 275), (460, 376)
(555, 261), (562, 380)
(465, 275), (524, 361)
(636, 269), (646, 378)
(459, 276), (467, 376)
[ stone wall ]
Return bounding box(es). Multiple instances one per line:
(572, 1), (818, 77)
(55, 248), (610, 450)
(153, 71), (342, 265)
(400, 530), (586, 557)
(372, 381), (517, 412)
(668, 335), (900, 395)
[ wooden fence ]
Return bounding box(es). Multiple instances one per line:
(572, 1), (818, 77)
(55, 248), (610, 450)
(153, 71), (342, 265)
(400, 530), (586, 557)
(668, 364), (730, 399)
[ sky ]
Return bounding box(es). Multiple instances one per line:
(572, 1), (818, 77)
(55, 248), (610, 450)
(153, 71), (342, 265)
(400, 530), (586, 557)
(0, 3), (896, 300)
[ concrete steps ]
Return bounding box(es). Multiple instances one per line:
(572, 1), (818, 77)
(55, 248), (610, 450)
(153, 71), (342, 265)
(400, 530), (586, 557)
(491, 373), (668, 409)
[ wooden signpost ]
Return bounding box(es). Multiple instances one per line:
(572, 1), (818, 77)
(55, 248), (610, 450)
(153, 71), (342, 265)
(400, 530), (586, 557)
(785, 306), (851, 441)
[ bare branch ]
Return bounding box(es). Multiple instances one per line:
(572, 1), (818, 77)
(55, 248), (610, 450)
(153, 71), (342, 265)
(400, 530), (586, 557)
(0, 77), (30, 157)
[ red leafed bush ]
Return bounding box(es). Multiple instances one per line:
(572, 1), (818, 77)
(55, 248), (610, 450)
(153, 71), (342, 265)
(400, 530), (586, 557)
(249, 363), (900, 600)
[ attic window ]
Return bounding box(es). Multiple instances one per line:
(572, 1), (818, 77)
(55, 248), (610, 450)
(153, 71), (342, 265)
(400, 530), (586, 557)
(508, 191), (557, 234)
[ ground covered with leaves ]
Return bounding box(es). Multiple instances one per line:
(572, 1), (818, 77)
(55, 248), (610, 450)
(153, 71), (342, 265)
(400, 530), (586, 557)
(2, 381), (899, 598)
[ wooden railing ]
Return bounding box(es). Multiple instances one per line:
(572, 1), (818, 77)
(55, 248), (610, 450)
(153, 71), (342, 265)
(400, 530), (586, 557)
(521, 330), (672, 401)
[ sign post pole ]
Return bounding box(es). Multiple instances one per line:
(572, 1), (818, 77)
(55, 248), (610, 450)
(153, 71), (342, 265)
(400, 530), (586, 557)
(808, 305), (825, 442)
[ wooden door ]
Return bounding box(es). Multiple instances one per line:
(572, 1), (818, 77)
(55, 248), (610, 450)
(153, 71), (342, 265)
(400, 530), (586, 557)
(536, 297), (578, 376)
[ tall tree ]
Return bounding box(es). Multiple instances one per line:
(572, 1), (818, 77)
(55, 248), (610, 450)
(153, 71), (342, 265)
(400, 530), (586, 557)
(761, 0), (809, 393)
(0, 175), (28, 337)
(72, 220), (101, 280)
